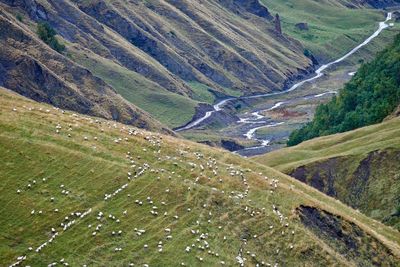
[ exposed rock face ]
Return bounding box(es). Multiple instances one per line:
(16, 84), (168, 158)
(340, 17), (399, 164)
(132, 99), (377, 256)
(218, 0), (273, 19)
(295, 22), (309, 31)
(274, 13), (282, 35)
(2, 0), (48, 20)
(220, 139), (245, 151)
(362, 0), (398, 8)
(290, 150), (400, 229)
(298, 205), (398, 266)
(0, 8), (171, 134)
(76, 1), (197, 82)
(393, 11), (400, 22)
(344, 0), (398, 8)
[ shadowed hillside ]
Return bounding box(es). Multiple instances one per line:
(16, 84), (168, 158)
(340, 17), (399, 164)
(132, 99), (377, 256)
(0, 5), (171, 133)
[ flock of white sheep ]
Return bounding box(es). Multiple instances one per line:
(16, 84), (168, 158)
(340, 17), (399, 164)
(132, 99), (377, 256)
(9, 105), (296, 267)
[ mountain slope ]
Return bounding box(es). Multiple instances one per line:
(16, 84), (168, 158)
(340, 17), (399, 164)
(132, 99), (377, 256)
(256, 116), (400, 229)
(0, 6), (171, 134)
(288, 33), (400, 146)
(0, 0), (316, 128)
(1, 88), (400, 266)
(262, 0), (397, 61)
(4, 0), (391, 129)
(1, 1), (395, 129)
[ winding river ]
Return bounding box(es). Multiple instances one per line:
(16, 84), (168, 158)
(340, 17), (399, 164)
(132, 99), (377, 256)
(176, 12), (393, 150)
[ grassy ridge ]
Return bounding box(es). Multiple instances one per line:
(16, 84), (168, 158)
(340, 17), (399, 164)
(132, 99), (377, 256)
(256, 116), (400, 171)
(255, 117), (400, 229)
(1, 88), (400, 266)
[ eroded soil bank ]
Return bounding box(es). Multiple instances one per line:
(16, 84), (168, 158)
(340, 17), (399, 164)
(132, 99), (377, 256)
(297, 205), (399, 266)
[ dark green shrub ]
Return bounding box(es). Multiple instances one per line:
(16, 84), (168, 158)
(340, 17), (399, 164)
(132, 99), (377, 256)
(37, 22), (65, 53)
(16, 13), (23, 22)
(303, 49), (312, 58)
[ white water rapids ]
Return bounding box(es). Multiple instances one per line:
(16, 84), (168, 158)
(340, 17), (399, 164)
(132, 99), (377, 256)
(176, 12), (393, 151)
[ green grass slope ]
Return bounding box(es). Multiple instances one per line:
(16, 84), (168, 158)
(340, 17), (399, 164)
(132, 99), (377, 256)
(1, 88), (400, 266)
(257, 116), (400, 171)
(262, 0), (388, 60)
(256, 116), (400, 229)
(70, 50), (200, 128)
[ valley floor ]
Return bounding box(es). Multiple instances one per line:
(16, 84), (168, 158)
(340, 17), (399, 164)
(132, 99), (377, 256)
(179, 12), (400, 156)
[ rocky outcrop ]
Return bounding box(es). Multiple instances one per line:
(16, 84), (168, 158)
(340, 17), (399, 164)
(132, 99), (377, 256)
(76, 1), (197, 82)
(2, 0), (48, 20)
(363, 0), (398, 8)
(221, 139), (245, 151)
(199, 139), (245, 152)
(393, 11), (400, 22)
(344, 0), (399, 8)
(274, 13), (282, 35)
(295, 22), (309, 31)
(32, 0), (191, 95)
(291, 161), (337, 197)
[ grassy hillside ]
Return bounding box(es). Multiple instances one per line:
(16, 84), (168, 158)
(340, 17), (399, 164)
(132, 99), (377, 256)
(2, 0), (393, 129)
(1, 88), (400, 266)
(70, 50), (200, 128)
(256, 116), (400, 229)
(288, 34), (400, 146)
(256, 116), (400, 171)
(0, 6), (170, 134)
(262, 0), (389, 60)
(1, 0), (313, 129)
